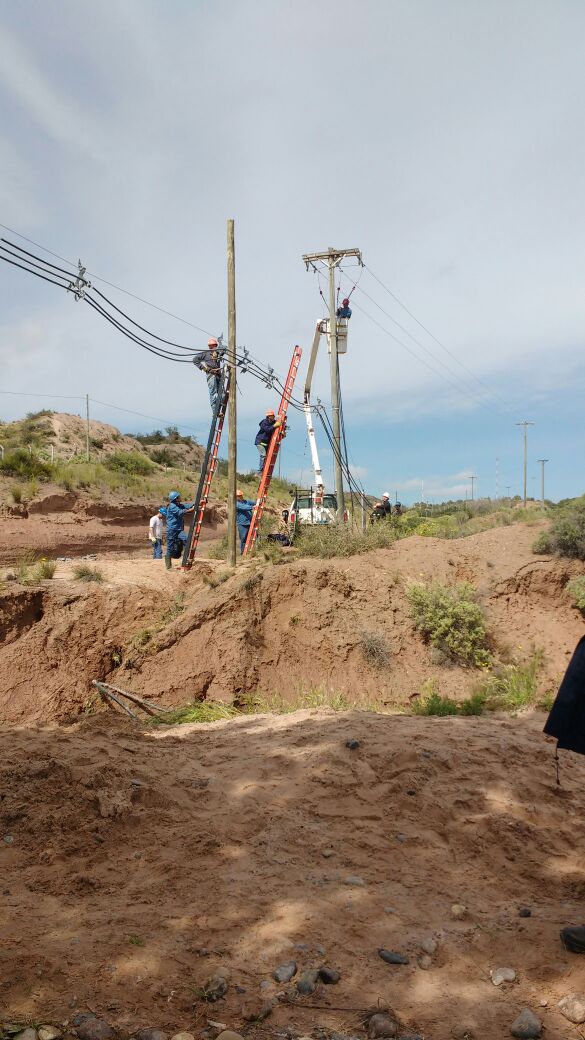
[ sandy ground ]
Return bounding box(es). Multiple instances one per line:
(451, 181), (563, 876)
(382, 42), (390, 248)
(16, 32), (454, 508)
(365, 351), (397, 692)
(1, 709), (585, 1040)
(1, 523), (584, 724)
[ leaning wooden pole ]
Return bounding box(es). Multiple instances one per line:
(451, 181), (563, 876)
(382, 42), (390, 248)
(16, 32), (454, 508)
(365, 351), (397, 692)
(227, 219), (237, 567)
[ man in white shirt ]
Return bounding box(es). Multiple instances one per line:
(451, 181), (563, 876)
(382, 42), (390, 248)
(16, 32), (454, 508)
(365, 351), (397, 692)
(148, 510), (165, 560)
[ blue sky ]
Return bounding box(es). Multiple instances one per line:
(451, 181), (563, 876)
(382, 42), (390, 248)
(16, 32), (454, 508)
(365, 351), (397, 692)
(1, 0), (584, 503)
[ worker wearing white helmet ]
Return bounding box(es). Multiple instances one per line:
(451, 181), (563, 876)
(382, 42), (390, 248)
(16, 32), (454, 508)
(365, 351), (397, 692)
(193, 337), (225, 413)
(381, 492), (393, 516)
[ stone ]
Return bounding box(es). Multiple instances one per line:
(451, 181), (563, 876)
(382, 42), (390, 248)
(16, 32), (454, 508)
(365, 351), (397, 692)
(14, 1030), (37, 1040)
(241, 999), (274, 1022)
(451, 1029), (476, 1039)
(491, 967), (516, 986)
(273, 960), (297, 983)
(322, 849), (335, 858)
(417, 955), (432, 970)
(75, 1017), (114, 1040)
(202, 975), (229, 1001)
(318, 966), (340, 984)
(510, 1008), (542, 1038)
(296, 969), (320, 995)
(343, 875), (365, 887)
(206, 1024), (227, 1039)
(170, 1034), (195, 1040)
(451, 904), (467, 920)
(3, 834), (14, 844)
(134, 1031), (167, 1040)
(215, 1033), (243, 1040)
(518, 907), (532, 918)
(39, 1029), (62, 1040)
(557, 994), (585, 1024)
(346, 740), (360, 750)
(378, 948), (409, 965)
(420, 936), (437, 956)
(367, 1013), (399, 1038)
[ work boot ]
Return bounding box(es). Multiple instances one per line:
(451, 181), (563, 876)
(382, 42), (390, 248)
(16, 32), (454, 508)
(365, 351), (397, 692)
(165, 556), (172, 570)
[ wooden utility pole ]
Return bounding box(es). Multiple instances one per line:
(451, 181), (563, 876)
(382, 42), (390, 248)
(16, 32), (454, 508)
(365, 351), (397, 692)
(302, 246), (362, 522)
(227, 220), (237, 567)
(537, 458), (549, 509)
(86, 394), (90, 461)
(470, 474), (476, 501)
(516, 420), (535, 508)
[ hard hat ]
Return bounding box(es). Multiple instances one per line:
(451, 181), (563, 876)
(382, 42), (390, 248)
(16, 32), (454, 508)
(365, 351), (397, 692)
(382, 492), (390, 498)
(236, 489), (244, 498)
(208, 337), (219, 347)
(342, 297), (350, 306)
(266, 409), (275, 417)
(169, 490), (180, 502)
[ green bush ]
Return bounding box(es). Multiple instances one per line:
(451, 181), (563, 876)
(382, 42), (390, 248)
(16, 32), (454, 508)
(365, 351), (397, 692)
(150, 448), (176, 467)
(532, 530), (553, 554)
(567, 576), (585, 612)
(104, 451), (155, 475)
(474, 651), (544, 710)
(0, 449), (51, 480)
(412, 684), (488, 717)
(73, 563), (104, 583)
(407, 581), (491, 668)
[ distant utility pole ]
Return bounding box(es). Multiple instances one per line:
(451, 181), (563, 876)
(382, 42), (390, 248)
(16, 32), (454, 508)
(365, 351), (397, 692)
(227, 219), (237, 568)
(302, 246), (363, 521)
(86, 394), (90, 461)
(516, 420), (535, 508)
(506, 484), (511, 499)
(469, 474), (477, 501)
(495, 457), (499, 501)
(537, 458), (549, 509)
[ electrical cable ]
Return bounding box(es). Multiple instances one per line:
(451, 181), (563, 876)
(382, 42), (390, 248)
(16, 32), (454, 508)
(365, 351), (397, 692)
(363, 262), (514, 413)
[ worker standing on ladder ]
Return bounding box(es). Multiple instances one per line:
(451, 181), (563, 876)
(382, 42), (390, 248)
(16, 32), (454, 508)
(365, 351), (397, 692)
(165, 490), (195, 570)
(193, 338), (225, 413)
(254, 409), (282, 474)
(235, 489), (255, 554)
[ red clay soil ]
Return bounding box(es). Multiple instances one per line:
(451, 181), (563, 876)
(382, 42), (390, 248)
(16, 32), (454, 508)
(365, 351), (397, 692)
(1, 524), (584, 724)
(1, 710), (585, 1040)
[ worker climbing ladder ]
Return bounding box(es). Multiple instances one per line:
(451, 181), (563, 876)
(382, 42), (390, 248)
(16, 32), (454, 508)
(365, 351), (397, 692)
(243, 345), (302, 557)
(181, 373), (230, 569)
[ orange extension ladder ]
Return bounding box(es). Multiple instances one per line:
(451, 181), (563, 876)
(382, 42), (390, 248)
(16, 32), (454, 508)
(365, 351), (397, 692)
(181, 372), (230, 569)
(242, 345), (302, 557)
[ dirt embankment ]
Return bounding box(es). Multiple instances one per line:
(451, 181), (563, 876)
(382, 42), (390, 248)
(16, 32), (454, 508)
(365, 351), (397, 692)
(1, 710), (585, 1040)
(1, 524), (584, 724)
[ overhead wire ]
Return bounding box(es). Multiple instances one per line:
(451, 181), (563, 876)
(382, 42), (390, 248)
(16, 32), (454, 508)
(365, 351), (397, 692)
(363, 262), (514, 413)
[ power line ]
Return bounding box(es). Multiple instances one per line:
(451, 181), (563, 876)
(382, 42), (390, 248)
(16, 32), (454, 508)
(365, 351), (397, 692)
(364, 263), (513, 413)
(0, 222), (214, 336)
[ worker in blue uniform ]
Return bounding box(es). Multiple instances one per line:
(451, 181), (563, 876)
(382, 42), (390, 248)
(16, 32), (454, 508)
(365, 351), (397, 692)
(165, 490), (195, 570)
(336, 297), (352, 319)
(254, 409), (282, 474)
(193, 338), (225, 413)
(236, 489), (255, 553)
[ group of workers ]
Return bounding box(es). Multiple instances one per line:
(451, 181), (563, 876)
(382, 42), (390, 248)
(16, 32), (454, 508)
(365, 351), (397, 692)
(148, 487), (261, 564)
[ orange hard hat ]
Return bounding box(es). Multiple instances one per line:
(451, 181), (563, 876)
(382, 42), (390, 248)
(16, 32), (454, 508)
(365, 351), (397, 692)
(236, 489), (244, 498)
(266, 409), (275, 417)
(208, 337), (219, 347)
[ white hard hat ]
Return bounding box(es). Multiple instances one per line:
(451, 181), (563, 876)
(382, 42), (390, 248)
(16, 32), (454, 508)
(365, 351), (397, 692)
(382, 492), (390, 498)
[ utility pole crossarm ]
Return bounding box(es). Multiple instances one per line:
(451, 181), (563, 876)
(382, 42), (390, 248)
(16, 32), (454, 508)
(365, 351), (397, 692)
(302, 247), (363, 271)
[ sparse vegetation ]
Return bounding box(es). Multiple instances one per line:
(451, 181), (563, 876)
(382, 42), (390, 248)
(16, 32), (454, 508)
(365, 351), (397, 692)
(160, 593), (186, 624)
(407, 581), (491, 668)
(532, 530), (553, 554)
(567, 575), (585, 612)
(35, 559), (57, 580)
(127, 934), (145, 946)
(296, 523), (395, 558)
(532, 496), (585, 560)
(104, 451), (155, 475)
(472, 651), (544, 710)
(203, 568), (234, 589)
(73, 563), (104, 583)
(15, 550), (37, 584)
(359, 629), (391, 669)
(10, 486), (23, 504)
(412, 684), (487, 716)
(242, 687), (374, 713)
(151, 702), (239, 725)
(0, 449), (51, 480)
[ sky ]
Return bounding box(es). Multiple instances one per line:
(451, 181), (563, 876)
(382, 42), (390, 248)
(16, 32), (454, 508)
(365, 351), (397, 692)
(1, 0), (584, 503)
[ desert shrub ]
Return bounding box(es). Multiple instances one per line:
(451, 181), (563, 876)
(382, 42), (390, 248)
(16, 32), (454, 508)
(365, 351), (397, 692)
(412, 684), (487, 717)
(474, 651), (544, 710)
(359, 629), (390, 668)
(0, 449), (51, 480)
(567, 576), (585, 613)
(532, 530), (553, 554)
(160, 593), (186, 624)
(10, 486), (23, 504)
(550, 502), (585, 559)
(15, 550), (37, 584)
(104, 451), (155, 475)
(35, 559), (56, 580)
(73, 563), (104, 583)
(296, 523), (395, 558)
(150, 448), (176, 467)
(407, 581), (491, 668)
(203, 568), (234, 589)
(90, 437), (104, 450)
(151, 702), (239, 725)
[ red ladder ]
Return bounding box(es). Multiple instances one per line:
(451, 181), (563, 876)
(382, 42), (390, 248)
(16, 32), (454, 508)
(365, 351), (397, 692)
(182, 374), (230, 569)
(243, 345), (302, 557)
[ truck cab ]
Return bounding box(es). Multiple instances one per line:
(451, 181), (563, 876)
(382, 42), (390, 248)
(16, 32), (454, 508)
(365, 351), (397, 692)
(288, 489), (339, 527)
